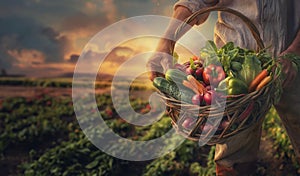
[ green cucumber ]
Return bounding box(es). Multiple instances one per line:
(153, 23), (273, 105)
(153, 77), (194, 104)
(165, 69), (187, 85)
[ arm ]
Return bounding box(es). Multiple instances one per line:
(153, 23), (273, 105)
(156, 6), (210, 55)
(280, 29), (300, 88)
(283, 29), (300, 55)
(147, 1), (218, 81)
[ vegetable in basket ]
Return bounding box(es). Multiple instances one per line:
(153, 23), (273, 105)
(216, 76), (248, 95)
(165, 69), (187, 85)
(153, 77), (194, 104)
(235, 54), (262, 86)
(200, 40), (264, 86)
(202, 64), (226, 86)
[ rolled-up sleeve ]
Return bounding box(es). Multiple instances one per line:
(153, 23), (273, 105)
(174, 0), (219, 13)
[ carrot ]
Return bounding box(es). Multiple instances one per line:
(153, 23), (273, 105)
(182, 80), (199, 94)
(187, 75), (206, 95)
(248, 69), (268, 92)
(255, 76), (272, 91)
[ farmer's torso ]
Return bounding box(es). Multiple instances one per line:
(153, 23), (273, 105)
(215, 0), (299, 56)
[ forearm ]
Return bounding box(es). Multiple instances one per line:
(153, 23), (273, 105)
(284, 30), (300, 55)
(156, 6), (210, 54)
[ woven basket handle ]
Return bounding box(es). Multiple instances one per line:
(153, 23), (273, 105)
(174, 6), (265, 51)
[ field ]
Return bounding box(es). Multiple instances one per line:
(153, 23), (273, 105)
(0, 77), (299, 176)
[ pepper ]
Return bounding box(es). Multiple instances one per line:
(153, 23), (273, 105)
(216, 77), (248, 95)
(202, 64), (225, 86)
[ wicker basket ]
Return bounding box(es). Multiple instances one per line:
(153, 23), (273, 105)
(158, 7), (281, 145)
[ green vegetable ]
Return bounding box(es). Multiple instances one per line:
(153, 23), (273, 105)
(237, 54), (262, 86)
(230, 61), (242, 72)
(200, 40), (219, 67)
(153, 77), (194, 103)
(165, 69), (187, 85)
(216, 77), (248, 95)
(173, 52), (179, 65)
(200, 40), (272, 89)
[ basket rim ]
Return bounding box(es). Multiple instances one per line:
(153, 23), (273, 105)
(174, 6), (265, 52)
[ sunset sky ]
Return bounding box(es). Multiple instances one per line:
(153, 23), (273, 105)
(0, 0), (216, 78)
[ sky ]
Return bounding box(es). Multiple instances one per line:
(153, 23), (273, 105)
(0, 0), (216, 78)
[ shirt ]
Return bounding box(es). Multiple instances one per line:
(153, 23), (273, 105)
(174, 0), (300, 56)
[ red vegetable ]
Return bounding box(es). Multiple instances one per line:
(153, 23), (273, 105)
(239, 101), (255, 122)
(200, 123), (214, 134)
(182, 117), (197, 129)
(205, 85), (212, 91)
(203, 90), (216, 105)
(194, 67), (204, 79)
(192, 56), (198, 61)
(185, 67), (194, 75)
(218, 120), (230, 131)
(202, 64), (225, 86)
(192, 94), (204, 105)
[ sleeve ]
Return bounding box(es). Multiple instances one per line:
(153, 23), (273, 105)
(287, 0), (300, 46)
(174, 0), (219, 13)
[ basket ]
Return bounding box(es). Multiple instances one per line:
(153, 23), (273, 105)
(158, 7), (281, 145)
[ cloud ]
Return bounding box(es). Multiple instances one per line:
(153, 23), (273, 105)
(101, 0), (118, 23)
(0, 0), (187, 77)
(0, 16), (71, 71)
(7, 49), (45, 67)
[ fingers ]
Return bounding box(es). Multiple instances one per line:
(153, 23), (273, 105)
(160, 53), (174, 72)
(146, 52), (174, 81)
(148, 71), (165, 82)
(278, 58), (298, 88)
(282, 69), (296, 88)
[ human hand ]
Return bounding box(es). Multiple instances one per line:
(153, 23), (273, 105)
(146, 52), (174, 81)
(278, 53), (299, 88)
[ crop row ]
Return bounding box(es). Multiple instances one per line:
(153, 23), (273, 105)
(0, 94), (299, 175)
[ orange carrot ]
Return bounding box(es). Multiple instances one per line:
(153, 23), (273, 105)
(255, 76), (272, 91)
(187, 75), (206, 95)
(248, 69), (268, 92)
(182, 80), (199, 94)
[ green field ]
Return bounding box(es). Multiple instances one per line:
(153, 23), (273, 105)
(0, 78), (299, 175)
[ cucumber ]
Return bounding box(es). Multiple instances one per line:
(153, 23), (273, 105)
(153, 77), (171, 93)
(165, 69), (187, 85)
(153, 77), (194, 104)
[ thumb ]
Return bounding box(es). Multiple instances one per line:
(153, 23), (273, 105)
(160, 54), (174, 73)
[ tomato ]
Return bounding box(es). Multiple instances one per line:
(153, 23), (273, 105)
(192, 55), (198, 61)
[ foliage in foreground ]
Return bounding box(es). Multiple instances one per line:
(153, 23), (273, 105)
(0, 93), (299, 176)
